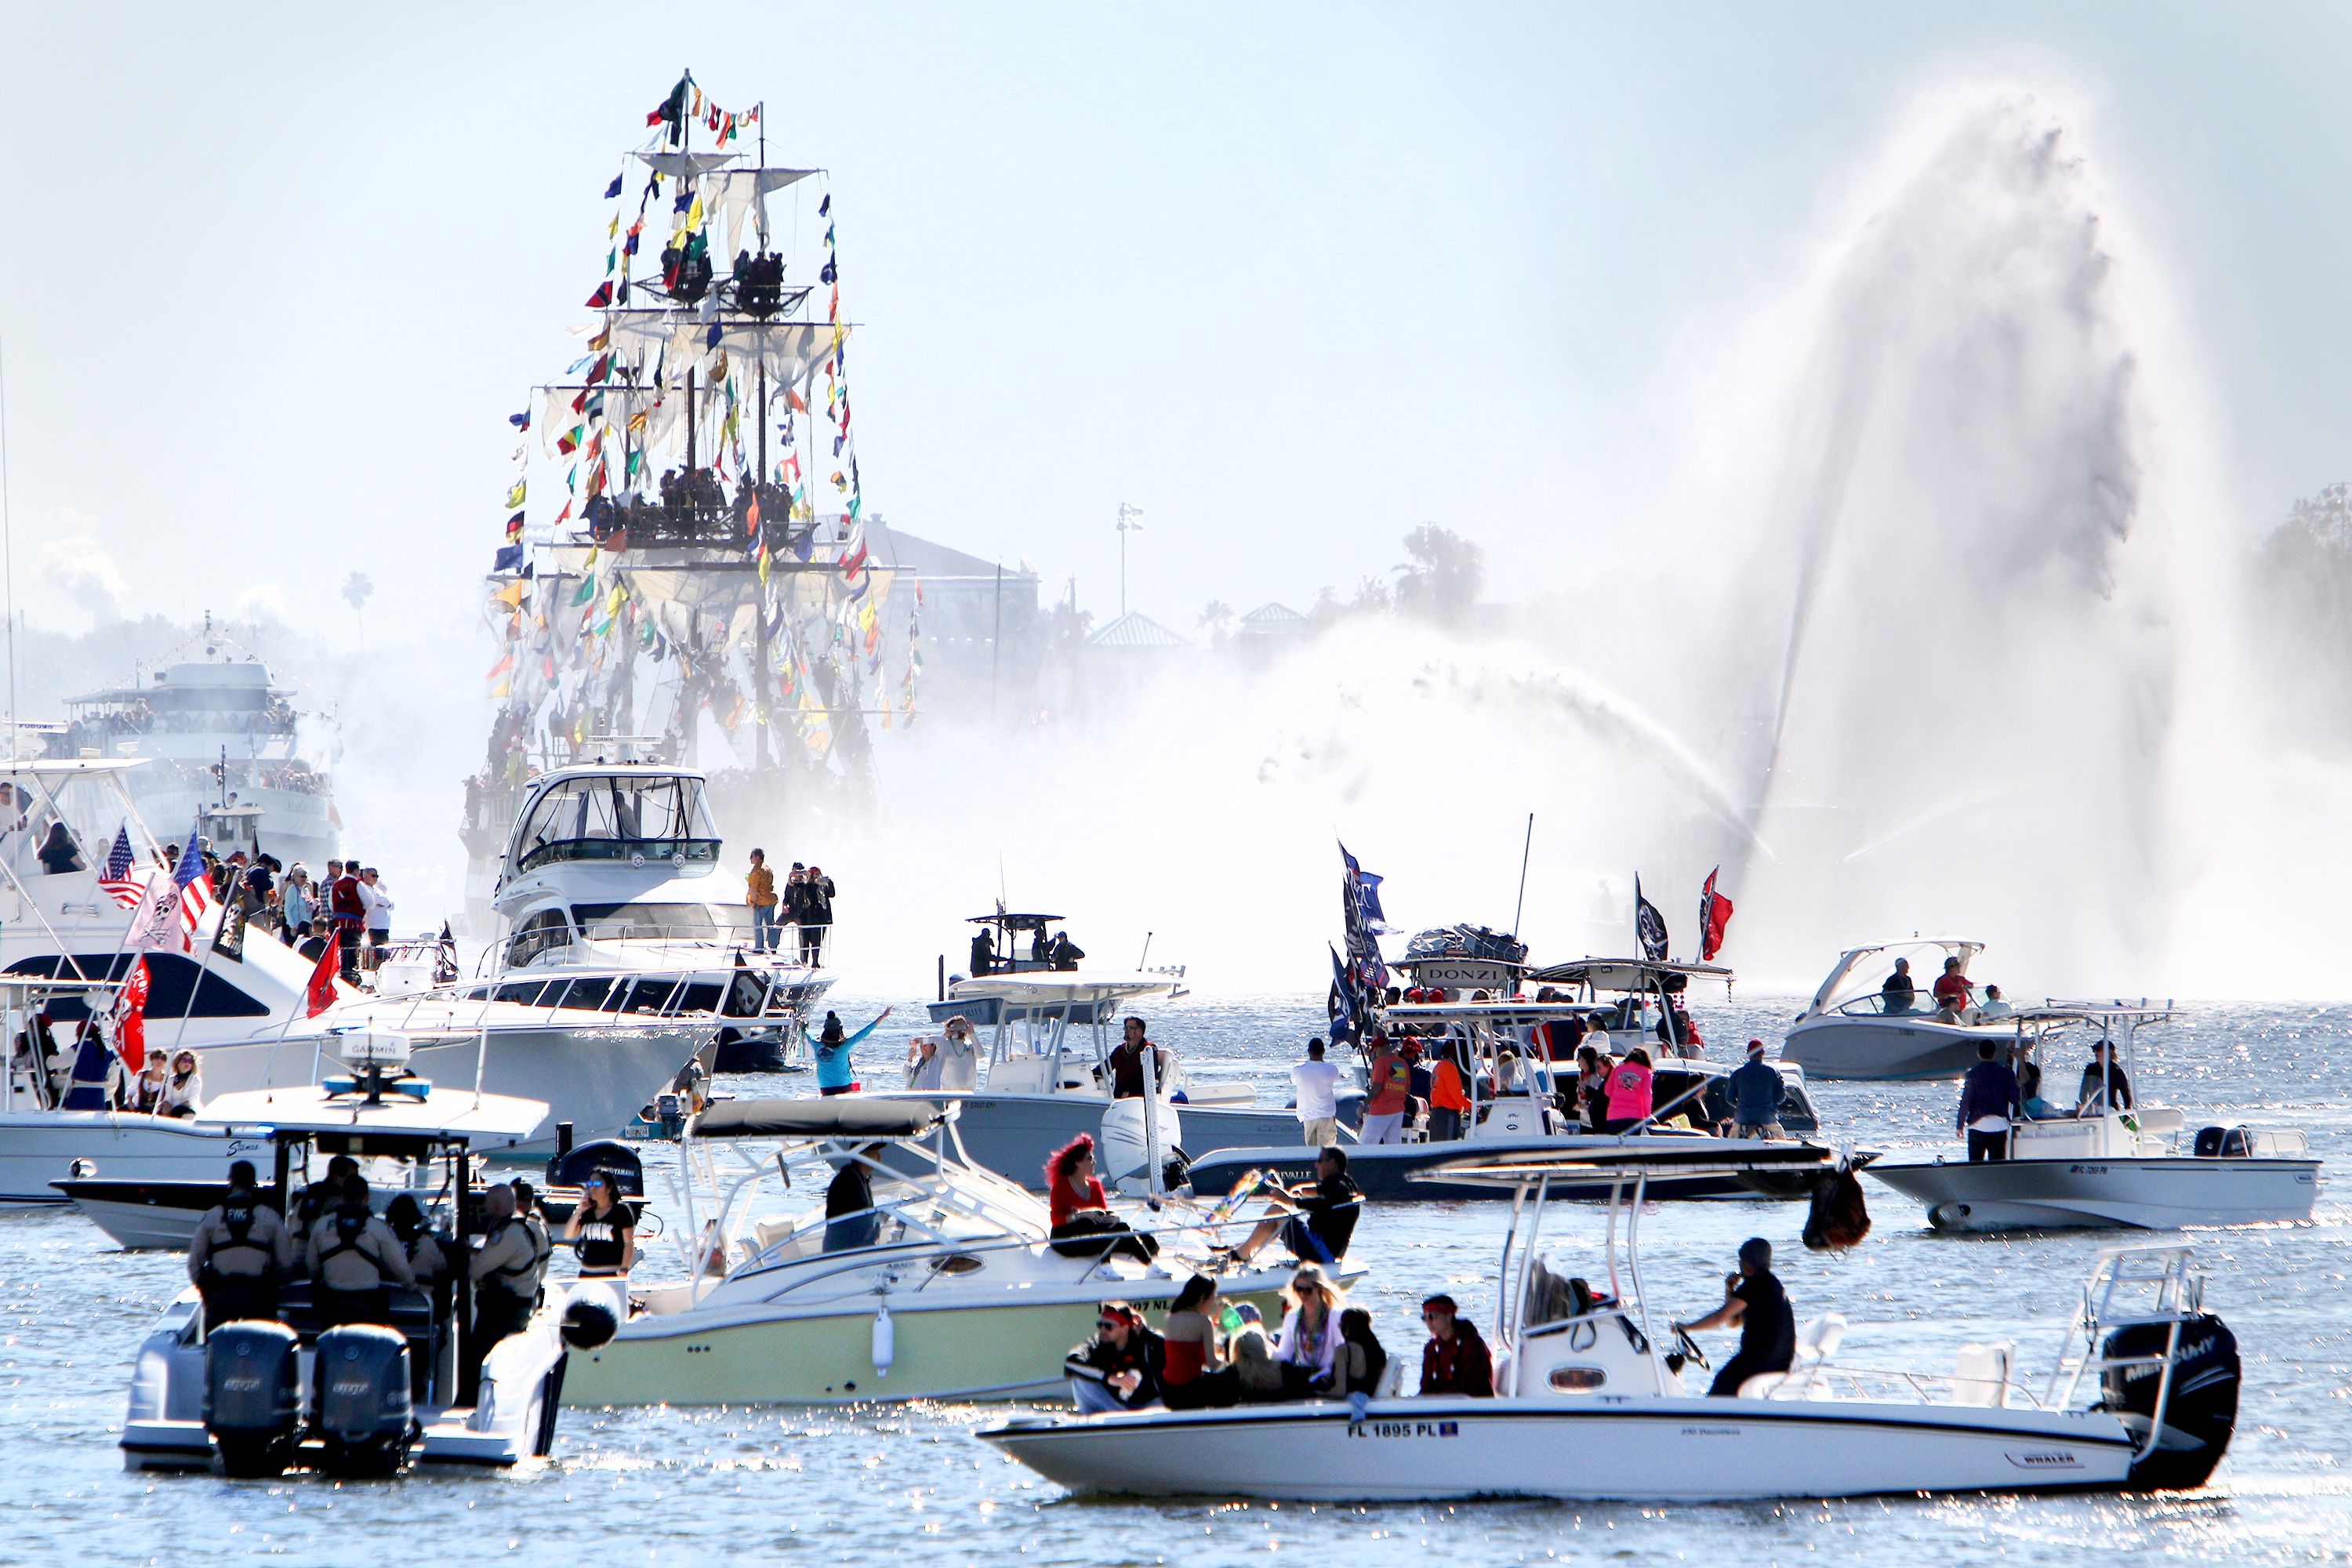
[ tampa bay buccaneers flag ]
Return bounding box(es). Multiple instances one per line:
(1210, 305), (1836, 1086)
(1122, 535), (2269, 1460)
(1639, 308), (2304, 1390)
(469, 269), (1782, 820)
(1634, 876), (1669, 964)
(1698, 868), (1734, 963)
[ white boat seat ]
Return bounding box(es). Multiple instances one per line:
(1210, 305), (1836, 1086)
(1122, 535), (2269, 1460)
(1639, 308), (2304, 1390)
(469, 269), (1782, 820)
(1375, 1356), (1405, 1398)
(1950, 1340), (2012, 1406)
(1795, 1312), (1846, 1361)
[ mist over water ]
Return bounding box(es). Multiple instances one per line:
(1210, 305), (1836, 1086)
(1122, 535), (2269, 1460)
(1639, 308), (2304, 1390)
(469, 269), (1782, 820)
(811, 85), (2344, 1003)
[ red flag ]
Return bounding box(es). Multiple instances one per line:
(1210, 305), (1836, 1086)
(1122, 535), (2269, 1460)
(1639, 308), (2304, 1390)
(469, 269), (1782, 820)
(112, 958), (150, 1073)
(304, 935), (342, 1018)
(585, 281), (613, 309)
(746, 494), (760, 539)
(1698, 868), (1734, 964)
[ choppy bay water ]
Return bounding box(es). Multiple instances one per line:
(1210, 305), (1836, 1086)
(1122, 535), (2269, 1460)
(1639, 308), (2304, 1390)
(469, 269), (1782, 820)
(3, 992), (2347, 1566)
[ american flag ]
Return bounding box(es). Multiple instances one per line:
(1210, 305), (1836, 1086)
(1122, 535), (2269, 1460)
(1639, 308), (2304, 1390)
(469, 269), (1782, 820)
(97, 825), (143, 909)
(172, 815), (212, 938)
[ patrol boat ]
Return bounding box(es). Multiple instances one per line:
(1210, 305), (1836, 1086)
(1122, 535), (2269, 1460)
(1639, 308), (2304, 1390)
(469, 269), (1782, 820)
(119, 1040), (616, 1476)
(1864, 1004), (2321, 1230)
(980, 1145), (2242, 1501)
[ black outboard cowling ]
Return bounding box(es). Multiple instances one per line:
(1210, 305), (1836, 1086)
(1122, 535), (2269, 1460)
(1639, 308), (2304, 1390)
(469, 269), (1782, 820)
(2105, 1313), (2240, 1491)
(546, 1138), (644, 1196)
(313, 1324), (416, 1477)
(203, 1320), (301, 1479)
(561, 1294), (619, 1349)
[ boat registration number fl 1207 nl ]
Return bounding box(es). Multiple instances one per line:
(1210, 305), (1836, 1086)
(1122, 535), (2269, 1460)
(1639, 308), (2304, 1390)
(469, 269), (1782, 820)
(1349, 1421), (1459, 1439)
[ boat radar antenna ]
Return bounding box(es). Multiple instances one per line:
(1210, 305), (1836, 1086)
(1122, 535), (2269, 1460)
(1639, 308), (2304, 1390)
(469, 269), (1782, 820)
(1115, 503), (1144, 618)
(1510, 812), (1534, 939)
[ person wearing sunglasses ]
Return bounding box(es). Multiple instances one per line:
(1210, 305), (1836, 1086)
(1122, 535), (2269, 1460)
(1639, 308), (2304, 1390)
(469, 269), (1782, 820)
(1063, 1301), (1165, 1415)
(563, 1168), (637, 1277)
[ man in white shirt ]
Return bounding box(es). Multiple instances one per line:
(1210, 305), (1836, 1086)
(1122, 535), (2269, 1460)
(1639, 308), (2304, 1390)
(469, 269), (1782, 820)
(359, 867), (394, 971)
(1975, 984), (2013, 1021)
(1290, 1036), (1343, 1148)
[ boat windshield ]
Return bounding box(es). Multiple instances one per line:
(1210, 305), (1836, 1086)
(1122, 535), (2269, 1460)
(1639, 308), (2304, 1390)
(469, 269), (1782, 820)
(572, 901), (753, 940)
(1815, 938), (1980, 1013)
(514, 774), (719, 871)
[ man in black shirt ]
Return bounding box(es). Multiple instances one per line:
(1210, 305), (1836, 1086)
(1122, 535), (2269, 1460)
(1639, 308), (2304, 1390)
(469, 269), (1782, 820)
(1221, 1146), (1363, 1266)
(1677, 1236), (1796, 1397)
(1108, 1016), (1171, 1100)
(2076, 1039), (2133, 1114)
(1880, 958), (1916, 1014)
(1064, 1301), (1165, 1414)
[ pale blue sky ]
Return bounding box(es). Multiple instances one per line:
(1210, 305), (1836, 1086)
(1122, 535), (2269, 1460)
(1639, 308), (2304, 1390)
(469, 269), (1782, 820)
(1, 2), (2347, 648)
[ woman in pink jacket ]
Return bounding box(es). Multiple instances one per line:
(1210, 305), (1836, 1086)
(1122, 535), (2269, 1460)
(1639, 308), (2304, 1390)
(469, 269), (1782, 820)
(1603, 1046), (1655, 1134)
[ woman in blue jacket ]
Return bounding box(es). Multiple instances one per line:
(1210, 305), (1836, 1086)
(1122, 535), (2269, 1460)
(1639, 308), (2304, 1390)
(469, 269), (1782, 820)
(811, 1006), (895, 1096)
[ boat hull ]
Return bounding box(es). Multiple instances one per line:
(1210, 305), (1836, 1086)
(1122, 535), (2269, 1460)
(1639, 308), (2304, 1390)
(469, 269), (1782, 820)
(978, 1397), (2142, 1501)
(0, 1113), (264, 1207)
(1780, 1015), (1998, 1080)
(562, 1278), (1294, 1406)
(1181, 1138), (1835, 1203)
(1867, 1156), (2321, 1231)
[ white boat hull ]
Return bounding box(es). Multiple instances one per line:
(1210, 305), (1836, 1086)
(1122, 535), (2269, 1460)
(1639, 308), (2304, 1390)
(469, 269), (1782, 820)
(1868, 1155), (2321, 1231)
(0, 1112), (264, 1207)
(981, 1396), (2143, 1501)
(1781, 1014), (2003, 1080)
(865, 1091), (1319, 1191)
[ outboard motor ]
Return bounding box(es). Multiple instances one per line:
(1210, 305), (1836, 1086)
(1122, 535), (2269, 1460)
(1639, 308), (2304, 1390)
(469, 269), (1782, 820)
(546, 1138), (644, 1196)
(204, 1320), (301, 1479)
(2105, 1313), (2241, 1491)
(1098, 1098), (1182, 1191)
(561, 1293), (619, 1350)
(313, 1324), (415, 1478)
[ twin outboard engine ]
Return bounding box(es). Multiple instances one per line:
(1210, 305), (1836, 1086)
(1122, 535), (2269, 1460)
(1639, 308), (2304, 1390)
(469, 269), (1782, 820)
(312, 1325), (416, 1478)
(2105, 1312), (2241, 1491)
(204, 1321), (302, 1478)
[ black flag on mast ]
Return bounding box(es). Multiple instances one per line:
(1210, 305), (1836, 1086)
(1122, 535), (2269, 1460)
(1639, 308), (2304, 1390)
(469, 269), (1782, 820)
(1634, 876), (1669, 964)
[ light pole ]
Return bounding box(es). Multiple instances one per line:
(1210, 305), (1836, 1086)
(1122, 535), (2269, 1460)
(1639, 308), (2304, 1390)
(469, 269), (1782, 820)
(1116, 503), (1144, 618)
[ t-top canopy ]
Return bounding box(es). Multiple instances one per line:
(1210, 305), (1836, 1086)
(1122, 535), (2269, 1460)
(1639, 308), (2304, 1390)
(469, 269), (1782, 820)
(1410, 1140), (1836, 1190)
(691, 1096), (944, 1142)
(966, 913), (1063, 930)
(1523, 958), (1736, 992)
(951, 971), (1181, 1003)
(196, 1085), (550, 1145)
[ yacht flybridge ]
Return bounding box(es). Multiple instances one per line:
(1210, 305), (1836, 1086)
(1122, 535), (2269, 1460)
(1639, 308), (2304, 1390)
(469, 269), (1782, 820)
(1783, 937), (2019, 1080)
(1866, 1004), (2320, 1231)
(981, 1145), (2242, 1502)
(488, 763), (830, 1068)
(561, 1096), (1360, 1406)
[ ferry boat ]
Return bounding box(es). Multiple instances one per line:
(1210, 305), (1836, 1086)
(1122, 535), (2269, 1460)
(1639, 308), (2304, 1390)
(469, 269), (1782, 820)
(53, 622), (337, 872)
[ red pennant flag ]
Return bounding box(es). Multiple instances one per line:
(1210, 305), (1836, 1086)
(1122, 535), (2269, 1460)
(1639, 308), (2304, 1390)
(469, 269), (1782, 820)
(304, 934), (341, 1018)
(485, 651), (515, 680)
(1698, 868), (1734, 964)
(587, 354), (612, 386)
(585, 281), (614, 308)
(113, 957), (150, 1073)
(746, 495), (760, 539)
(840, 538), (869, 580)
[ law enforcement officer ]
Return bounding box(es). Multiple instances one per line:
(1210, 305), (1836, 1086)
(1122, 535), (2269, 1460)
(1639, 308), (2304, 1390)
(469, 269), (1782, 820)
(187, 1160), (291, 1334)
(305, 1172), (416, 1327)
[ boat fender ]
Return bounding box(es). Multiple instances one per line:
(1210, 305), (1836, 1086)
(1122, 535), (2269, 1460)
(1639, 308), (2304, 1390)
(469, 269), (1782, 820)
(872, 1305), (894, 1377)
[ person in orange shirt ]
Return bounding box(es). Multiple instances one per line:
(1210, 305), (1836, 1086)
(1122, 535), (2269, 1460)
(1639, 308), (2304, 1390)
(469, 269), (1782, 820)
(1359, 1033), (1411, 1144)
(1426, 1039), (1473, 1141)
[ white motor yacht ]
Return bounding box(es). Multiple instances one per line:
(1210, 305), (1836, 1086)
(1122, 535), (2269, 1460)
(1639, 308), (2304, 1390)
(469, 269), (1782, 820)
(119, 1054), (615, 1475)
(869, 972), (1305, 1192)
(2, 760), (706, 1152)
(981, 1145), (2243, 1501)
(560, 1096), (1362, 1406)
(1866, 1004), (2321, 1231)
(1783, 936), (2033, 1080)
(488, 762), (830, 1070)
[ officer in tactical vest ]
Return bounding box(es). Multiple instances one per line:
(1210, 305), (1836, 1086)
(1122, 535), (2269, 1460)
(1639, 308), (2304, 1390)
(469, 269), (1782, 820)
(187, 1160), (291, 1333)
(463, 1183), (540, 1405)
(509, 1178), (554, 1299)
(305, 1173), (416, 1327)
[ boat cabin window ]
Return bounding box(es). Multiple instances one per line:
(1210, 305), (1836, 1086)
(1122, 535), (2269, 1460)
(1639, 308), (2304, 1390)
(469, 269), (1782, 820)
(494, 980), (550, 1006)
(5, 953), (268, 1020)
(673, 981), (724, 1015)
(616, 976), (684, 1014)
(555, 977), (614, 1011)
(571, 902), (751, 941)
(514, 775), (718, 872)
(505, 909), (572, 968)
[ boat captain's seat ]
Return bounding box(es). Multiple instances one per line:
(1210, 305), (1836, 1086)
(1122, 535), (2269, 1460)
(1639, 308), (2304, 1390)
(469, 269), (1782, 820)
(1950, 1340), (2013, 1406)
(1740, 1312), (1846, 1401)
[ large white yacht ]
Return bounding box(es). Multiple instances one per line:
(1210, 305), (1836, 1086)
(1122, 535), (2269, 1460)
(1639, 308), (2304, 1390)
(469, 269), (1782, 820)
(56, 631), (338, 871)
(1, 759), (705, 1155)
(485, 762), (829, 1069)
